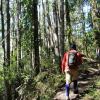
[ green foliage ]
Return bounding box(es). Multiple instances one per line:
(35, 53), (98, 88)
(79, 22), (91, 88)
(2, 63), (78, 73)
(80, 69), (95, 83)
(15, 70), (64, 99)
(41, 55), (53, 68)
(0, 0), (100, 99)
(83, 76), (100, 100)
(0, 67), (4, 92)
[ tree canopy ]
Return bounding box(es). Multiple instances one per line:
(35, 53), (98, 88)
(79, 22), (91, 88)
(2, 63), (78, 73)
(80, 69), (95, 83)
(0, 0), (100, 99)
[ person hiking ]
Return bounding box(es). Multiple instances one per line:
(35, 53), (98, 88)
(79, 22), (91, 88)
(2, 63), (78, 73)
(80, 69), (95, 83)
(61, 43), (85, 100)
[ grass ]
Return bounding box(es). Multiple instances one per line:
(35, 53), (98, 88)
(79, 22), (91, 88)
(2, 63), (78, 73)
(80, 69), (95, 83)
(0, 66), (4, 95)
(82, 76), (100, 100)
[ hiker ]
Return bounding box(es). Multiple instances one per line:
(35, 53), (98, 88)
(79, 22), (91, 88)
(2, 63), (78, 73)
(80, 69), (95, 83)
(61, 44), (85, 100)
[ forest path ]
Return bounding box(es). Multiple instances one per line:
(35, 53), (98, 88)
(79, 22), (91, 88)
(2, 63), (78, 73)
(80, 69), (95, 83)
(54, 63), (100, 100)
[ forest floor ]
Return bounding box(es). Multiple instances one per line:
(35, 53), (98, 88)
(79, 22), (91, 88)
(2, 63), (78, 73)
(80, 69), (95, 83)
(54, 63), (100, 100)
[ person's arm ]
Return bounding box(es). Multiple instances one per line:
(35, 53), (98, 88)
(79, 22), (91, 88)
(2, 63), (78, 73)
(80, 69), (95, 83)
(77, 52), (85, 65)
(61, 53), (66, 73)
(61, 53), (69, 73)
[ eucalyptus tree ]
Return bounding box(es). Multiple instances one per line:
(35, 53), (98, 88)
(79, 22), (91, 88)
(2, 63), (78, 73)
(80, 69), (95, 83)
(82, 0), (89, 56)
(53, 0), (60, 57)
(1, 1), (6, 99)
(90, 0), (100, 48)
(16, 0), (22, 73)
(1, 0), (12, 99)
(32, 0), (40, 75)
(65, 0), (72, 46)
(1, 0), (5, 66)
(42, 0), (47, 49)
(59, 0), (64, 57)
(46, 0), (52, 56)
(5, 0), (12, 99)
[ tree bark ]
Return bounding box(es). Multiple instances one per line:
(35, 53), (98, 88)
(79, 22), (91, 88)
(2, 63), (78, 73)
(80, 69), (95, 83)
(32, 0), (40, 75)
(91, 0), (100, 48)
(42, 0), (49, 54)
(82, 6), (88, 56)
(53, 0), (60, 57)
(5, 0), (12, 99)
(60, 0), (64, 57)
(16, 0), (22, 72)
(46, 0), (52, 56)
(1, 0), (6, 99)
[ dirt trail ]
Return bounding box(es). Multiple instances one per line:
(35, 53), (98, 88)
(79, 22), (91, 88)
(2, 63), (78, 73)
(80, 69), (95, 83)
(54, 64), (100, 100)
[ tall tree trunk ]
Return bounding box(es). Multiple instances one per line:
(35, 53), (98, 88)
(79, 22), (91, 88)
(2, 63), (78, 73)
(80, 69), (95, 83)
(6, 0), (10, 67)
(16, 0), (22, 72)
(90, 0), (100, 61)
(91, 0), (100, 48)
(1, 0), (5, 65)
(42, 0), (49, 54)
(5, 0), (12, 99)
(30, 37), (34, 76)
(65, 0), (72, 47)
(53, 0), (61, 72)
(60, 0), (64, 57)
(32, 0), (40, 75)
(1, 0), (6, 99)
(53, 0), (60, 57)
(82, 5), (88, 56)
(46, 0), (52, 56)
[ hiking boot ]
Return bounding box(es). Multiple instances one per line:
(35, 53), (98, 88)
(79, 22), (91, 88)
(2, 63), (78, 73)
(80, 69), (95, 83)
(73, 80), (78, 94)
(74, 89), (79, 94)
(66, 96), (70, 100)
